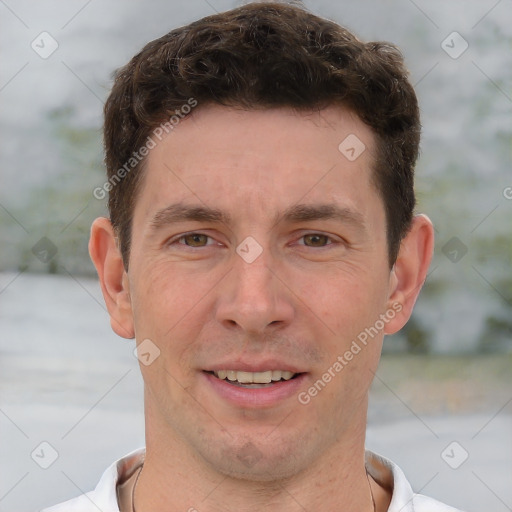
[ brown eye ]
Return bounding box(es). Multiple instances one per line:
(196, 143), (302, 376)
(303, 234), (330, 247)
(181, 234), (209, 247)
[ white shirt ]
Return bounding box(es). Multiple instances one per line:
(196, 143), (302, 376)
(41, 448), (463, 512)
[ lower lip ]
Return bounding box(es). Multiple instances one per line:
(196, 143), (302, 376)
(202, 371), (307, 408)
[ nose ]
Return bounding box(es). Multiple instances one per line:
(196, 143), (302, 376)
(214, 249), (295, 335)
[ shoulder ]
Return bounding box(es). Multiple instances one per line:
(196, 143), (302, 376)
(365, 450), (465, 512)
(40, 448), (145, 512)
(412, 493), (464, 511)
(41, 493), (104, 512)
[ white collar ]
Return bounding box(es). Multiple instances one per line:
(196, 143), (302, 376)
(42, 448), (461, 512)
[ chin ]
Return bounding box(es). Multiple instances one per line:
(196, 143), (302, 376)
(207, 438), (312, 483)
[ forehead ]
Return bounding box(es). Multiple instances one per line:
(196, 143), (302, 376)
(135, 105), (381, 226)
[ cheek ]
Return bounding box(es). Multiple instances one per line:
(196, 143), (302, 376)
(297, 266), (386, 343)
(129, 262), (218, 358)
(294, 265), (388, 402)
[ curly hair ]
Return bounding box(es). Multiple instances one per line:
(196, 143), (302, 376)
(103, 1), (420, 268)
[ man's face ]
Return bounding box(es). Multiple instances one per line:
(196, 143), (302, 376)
(125, 105), (397, 479)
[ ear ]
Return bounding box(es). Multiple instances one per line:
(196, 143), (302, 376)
(89, 217), (135, 339)
(384, 214), (434, 335)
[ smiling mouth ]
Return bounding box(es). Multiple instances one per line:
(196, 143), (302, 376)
(206, 370), (302, 388)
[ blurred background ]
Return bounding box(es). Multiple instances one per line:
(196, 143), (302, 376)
(0, 0), (510, 510)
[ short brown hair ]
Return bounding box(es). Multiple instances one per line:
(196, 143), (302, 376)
(103, 1), (420, 268)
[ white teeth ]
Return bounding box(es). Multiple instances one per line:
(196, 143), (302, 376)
(278, 370), (294, 381)
(252, 371), (272, 383)
(213, 370), (296, 383)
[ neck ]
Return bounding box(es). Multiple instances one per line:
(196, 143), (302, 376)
(135, 411), (376, 512)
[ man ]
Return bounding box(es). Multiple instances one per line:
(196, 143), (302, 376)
(44, 2), (462, 511)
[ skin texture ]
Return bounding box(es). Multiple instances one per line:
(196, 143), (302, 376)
(90, 105), (434, 512)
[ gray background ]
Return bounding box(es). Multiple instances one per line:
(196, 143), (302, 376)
(0, 0), (511, 510)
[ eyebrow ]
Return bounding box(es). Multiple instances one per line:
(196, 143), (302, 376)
(150, 203), (232, 229)
(276, 203), (367, 232)
(150, 202), (365, 231)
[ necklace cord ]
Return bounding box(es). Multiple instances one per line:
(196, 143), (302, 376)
(132, 465), (143, 512)
(366, 469), (377, 512)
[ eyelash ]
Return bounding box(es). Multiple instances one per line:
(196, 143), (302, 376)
(168, 232), (338, 249)
(171, 233), (218, 248)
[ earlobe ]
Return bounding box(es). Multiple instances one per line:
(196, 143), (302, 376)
(384, 214), (434, 335)
(89, 217), (135, 339)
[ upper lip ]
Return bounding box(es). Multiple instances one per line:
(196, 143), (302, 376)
(205, 360), (306, 373)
